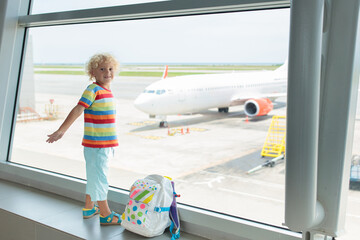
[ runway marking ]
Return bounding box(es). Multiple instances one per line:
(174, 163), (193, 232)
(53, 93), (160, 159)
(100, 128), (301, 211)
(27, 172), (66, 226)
(348, 196), (360, 204)
(126, 132), (164, 140)
(194, 176), (224, 188)
(218, 187), (284, 204)
(127, 121), (157, 126)
(200, 170), (285, 189)
(175, 149), (262, 179)
(189, 127), (208, 132)
(142, 135), (164, 140)
(347, 213), (360, 219)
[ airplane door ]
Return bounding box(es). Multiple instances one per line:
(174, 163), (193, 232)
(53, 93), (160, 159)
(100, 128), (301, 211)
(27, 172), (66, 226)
(178, 89), (185, 102)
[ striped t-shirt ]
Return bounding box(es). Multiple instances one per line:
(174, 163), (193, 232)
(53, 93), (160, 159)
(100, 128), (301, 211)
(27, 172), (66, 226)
(78, 83), (118, 148)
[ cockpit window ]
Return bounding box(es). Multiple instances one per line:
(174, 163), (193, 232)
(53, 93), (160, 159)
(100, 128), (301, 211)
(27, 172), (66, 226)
(144, 89), (165, 94)
(156, 90), (165, 95)
(144, 90), (155, 94)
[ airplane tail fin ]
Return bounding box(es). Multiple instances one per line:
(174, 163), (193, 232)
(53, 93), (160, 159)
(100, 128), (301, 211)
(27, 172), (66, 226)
(274, 60), (288, 73)
(162, 65), (169, 79)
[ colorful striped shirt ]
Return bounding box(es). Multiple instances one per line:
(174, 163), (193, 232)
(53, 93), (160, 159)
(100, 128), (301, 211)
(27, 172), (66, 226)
(78, 83), (118, 148)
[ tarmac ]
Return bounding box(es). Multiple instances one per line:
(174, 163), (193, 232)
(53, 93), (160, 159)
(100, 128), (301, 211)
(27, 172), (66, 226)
(10, 74), (360, 240)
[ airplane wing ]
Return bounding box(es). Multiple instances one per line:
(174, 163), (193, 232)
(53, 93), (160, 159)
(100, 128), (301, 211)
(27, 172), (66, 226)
(230, 92), (287, 106)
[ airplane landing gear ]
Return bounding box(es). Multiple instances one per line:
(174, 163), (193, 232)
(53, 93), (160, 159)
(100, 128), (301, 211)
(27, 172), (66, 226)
(218, 107), (229, 113)
(159, 121), (168, 128)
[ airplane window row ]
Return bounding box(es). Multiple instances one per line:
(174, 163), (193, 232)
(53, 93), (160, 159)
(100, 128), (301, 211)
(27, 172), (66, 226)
(144, 83), (277, 95)
(143, 90), (155, 93)
(201, 86), (243, 91)
(143, 89), (166, 94)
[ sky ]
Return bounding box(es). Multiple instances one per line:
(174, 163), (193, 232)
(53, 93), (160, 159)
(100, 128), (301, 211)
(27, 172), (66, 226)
(29, 1), (290, 65)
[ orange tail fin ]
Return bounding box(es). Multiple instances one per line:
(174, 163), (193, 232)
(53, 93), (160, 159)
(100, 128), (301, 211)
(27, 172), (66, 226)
(162, 65), (168, 79)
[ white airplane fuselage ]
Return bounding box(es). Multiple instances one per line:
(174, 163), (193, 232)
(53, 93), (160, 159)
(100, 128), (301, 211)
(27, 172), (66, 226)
(134, 64), (287, 120)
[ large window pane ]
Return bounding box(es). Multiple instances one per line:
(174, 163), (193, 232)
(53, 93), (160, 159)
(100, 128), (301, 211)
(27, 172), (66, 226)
(12, 9), (291, 228)
(348, 89), (360, 240)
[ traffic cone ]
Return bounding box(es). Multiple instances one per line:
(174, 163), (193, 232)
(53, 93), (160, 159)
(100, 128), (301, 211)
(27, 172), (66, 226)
(186, 128), (190, 134)
(181, 128), (184, 134)
(245, 116), (249, 123)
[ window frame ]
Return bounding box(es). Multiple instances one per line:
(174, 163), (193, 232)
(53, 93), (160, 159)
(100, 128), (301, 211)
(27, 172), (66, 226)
(0, 0), (313, 239)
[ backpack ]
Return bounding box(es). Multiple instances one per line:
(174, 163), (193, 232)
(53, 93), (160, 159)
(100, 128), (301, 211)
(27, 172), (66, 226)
(121, 174), (180, 239)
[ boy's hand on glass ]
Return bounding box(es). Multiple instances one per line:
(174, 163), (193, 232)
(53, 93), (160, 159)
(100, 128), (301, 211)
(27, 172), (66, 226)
(46, 130), (64, 143)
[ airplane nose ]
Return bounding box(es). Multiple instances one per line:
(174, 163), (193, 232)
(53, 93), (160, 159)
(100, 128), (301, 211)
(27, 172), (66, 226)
(134, 94), (153, 113)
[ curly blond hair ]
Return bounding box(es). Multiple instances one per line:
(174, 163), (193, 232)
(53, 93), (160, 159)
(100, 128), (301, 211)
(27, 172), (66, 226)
(85, 53), (120, 80)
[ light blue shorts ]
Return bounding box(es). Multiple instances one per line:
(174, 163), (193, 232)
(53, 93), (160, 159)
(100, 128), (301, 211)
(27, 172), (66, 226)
(84, 147), (114, 201)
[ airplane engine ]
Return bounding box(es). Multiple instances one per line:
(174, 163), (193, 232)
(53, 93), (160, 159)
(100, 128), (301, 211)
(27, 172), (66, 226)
(244, 98), (273, 117)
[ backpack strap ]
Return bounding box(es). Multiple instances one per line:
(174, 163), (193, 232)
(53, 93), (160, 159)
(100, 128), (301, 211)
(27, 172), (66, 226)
(170, 182), (181, 240)
(170, 221), (180, 239)
(154, 207), (170, 212)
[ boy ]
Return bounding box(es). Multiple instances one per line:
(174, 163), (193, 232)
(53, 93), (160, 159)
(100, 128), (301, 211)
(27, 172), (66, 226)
(46, 53), (121, 225)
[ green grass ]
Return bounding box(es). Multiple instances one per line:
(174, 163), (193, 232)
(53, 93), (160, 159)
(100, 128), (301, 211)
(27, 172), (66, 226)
(34, 64), (281, 77)
(175, 65), (280, 71)
(34, 70), (210, 77)
(118, 65), (280, 71)
(119, 71), (208, 77)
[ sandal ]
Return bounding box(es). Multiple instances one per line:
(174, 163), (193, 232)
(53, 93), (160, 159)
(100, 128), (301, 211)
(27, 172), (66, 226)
(82, 205), (100, 219)
(100, 211), (121, 225)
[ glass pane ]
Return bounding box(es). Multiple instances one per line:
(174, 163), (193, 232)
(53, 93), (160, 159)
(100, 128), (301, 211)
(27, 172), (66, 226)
(30, 0), (167, 14)
(12, 9), (290, 227)
(348, 89), (360, 239)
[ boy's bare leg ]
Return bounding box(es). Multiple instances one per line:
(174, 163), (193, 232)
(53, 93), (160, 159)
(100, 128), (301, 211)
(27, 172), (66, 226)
(97, 200), (119, 223)
(85, 194), (95, 209)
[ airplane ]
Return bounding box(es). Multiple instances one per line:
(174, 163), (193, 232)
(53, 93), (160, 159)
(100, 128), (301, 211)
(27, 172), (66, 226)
(134, 62), (287, 128)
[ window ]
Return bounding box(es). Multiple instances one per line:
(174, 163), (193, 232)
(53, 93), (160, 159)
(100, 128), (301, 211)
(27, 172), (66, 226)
(347, 90), (360, 240)
(156, 90), (165, 95)
(11, 9), (290, 228)
(145, 90), (155, 94)
(3, 0), (359, 239)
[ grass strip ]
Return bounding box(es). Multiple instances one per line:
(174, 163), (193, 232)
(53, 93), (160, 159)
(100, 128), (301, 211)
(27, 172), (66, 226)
(34, 71), (211, 77)
(35, 65), (280, 71)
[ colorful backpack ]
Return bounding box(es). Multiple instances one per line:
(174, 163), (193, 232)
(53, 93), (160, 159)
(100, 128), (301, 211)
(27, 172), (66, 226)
(121, 174), (180, 239)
